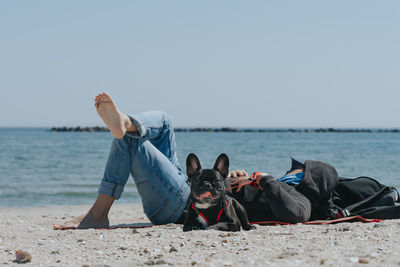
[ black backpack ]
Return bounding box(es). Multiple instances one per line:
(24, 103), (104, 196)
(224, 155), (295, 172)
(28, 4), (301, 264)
(314, 176), (400, 220)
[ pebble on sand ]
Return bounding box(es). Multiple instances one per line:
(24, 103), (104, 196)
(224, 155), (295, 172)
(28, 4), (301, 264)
(14, 249), (32, 263)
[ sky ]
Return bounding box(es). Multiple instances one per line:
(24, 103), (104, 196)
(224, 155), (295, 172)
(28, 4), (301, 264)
(1, 1), (399, 128)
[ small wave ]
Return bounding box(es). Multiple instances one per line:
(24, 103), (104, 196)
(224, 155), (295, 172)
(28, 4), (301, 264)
(14, 155), (28, 161)
(0, 191), (141, 207)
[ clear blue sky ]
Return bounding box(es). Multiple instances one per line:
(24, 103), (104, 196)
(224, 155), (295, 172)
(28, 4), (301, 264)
(1, 1), (399, 128)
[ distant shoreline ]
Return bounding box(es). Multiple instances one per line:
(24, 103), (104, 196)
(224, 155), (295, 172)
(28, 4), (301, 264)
(49, 126), (400, 133)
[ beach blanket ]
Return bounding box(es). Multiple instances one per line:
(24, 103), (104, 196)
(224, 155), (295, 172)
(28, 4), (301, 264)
(250, 215), (382, 226)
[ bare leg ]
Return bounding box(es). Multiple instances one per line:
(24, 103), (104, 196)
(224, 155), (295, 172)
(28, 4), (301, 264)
(54, 194), (115, 229)
(94, 92), (137, 138)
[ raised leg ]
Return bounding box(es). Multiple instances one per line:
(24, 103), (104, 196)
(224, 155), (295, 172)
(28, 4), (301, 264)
(55, 93), (189, 229)
(96, 110), (190, 225)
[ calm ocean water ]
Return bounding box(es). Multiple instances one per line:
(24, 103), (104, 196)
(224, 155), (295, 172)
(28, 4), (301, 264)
(0, 128), (399, 207)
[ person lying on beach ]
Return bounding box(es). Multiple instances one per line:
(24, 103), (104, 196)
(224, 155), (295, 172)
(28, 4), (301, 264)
(227, 160), (400, 223)
(55, 92), (400, 229)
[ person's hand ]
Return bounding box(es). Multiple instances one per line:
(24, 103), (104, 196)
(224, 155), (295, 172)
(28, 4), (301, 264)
(228, 170), (270, 191)
(227, 170), (249, 178)
(231, 176), (253, 192)
(252, 172), (270, 190)
(228, 170), (251, 192)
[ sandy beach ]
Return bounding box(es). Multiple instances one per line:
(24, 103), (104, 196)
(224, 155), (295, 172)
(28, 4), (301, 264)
(0, 203), (399, 266)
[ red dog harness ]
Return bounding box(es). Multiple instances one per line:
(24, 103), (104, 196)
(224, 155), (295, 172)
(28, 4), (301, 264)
(191, 200), (228, 226)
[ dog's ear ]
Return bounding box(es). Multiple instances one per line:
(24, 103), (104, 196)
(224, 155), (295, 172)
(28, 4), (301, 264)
(186, 153), (202, 178)
(213, 153), (229, 178)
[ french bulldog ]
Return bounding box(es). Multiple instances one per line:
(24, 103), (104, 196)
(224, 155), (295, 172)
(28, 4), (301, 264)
(183, 153), (253, 232)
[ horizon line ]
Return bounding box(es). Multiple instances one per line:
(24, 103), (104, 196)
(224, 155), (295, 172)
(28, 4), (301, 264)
(1, 126), (400, 130)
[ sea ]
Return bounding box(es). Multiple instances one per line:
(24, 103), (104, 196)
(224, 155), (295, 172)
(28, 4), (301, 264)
(0, 128), (399, 208)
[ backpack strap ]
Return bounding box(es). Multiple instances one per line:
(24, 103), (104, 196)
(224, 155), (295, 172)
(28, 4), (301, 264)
(327, 206), (351, 219)
(323, 194), (351, 220)
(345, 186), (393, 213)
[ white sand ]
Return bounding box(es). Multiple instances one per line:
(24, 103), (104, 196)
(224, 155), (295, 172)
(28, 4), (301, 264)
(1, 203), (400, 266)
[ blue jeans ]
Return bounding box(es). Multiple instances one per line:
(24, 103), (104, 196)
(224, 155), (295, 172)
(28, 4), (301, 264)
(97, 111), (190, 225)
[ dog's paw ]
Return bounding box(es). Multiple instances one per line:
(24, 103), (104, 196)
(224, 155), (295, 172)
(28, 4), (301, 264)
(206, 224), (219, 230)
(243, 224), (256, 231)
(183, 224), (205, 231)
(208, 222), (241, 232)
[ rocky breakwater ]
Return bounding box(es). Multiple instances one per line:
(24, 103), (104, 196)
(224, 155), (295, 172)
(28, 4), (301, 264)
(173, 127), (400, 133)
(50, 127), (400, 133)
(50, 126), (109, 132)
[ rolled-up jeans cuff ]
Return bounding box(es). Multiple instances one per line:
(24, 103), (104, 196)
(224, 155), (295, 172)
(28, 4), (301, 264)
(97, 181), (124, 199)
(126, 115), (146, 138)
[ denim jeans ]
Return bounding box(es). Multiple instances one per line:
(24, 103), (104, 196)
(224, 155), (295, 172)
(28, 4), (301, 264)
(97, 111), (190, 225)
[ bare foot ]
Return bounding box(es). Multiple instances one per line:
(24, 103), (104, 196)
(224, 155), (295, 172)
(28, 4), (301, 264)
(53, 194), (115, 230)
(94, 92), (137, 139)
(53, 213), (109, 230)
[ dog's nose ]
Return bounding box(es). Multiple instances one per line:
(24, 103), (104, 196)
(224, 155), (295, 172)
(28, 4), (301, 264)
(203, 182), (212, 190)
